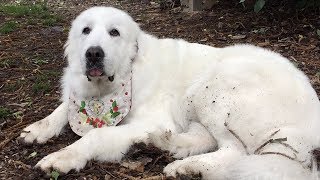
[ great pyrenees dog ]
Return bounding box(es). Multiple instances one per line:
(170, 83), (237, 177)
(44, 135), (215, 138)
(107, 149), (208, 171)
(19, 7), (320, 179)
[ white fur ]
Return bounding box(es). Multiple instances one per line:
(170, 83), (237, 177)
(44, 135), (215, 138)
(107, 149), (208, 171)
(19, 7), (320, 179)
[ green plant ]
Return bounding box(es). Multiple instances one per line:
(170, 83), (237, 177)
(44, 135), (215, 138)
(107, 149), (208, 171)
(239, 0), (320, 12)
(0, 59), (14, 68)
(0, 3), (47, 17)
(239, 0), (266, 12)
(42, 14), (61, 26)
(295, 0), (320, 8)
(32, 81), (50, 94)
(0, 107), (10, 119)
(44, 70), (61, 77)
(0, 21), (18, 34)
(4, 79), (24, 92)
(12, 111), (23, 119)
(0, 3), (62, 26)
(27, 151), (37, 159)
(33, 57), (48, 65)
(32, 74), (51, 94)
(51, 170), (60, 180)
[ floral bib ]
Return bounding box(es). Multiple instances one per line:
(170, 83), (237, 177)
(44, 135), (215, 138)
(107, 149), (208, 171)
(68, 75), (132, 136)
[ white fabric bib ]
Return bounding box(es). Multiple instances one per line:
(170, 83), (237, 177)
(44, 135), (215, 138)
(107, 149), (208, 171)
(68, 74), (132, 136)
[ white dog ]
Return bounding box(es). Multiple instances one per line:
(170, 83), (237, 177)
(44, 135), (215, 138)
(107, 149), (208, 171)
(19, 7), (320, 179)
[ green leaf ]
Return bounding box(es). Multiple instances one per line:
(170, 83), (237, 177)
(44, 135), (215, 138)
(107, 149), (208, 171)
(27, 151), (37, 159)
(112, 101), (117, 108)
(110, 108), (113, 114)
(317, 29), (320, 37)
(111, 112), (120, 118)
(81, 101), (85, 108)
(254, 0), (265, 13)
(51, 170), (60, 180)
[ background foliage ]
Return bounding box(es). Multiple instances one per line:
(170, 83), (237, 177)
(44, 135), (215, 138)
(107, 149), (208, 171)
(240, 0), (320, 12)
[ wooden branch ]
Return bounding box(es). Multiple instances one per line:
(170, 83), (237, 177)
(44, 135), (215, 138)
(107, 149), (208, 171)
(224, 122), (249, 155)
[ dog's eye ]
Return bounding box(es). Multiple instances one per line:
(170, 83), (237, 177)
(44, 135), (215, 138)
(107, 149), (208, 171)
(109, 29), (120, 37)
(82, 27), (91, 35)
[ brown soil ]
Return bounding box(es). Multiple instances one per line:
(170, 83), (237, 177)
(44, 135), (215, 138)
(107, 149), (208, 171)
(0, 0), (319, 179)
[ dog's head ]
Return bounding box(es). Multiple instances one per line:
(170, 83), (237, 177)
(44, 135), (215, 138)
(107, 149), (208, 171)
(65, 7), (140, 82)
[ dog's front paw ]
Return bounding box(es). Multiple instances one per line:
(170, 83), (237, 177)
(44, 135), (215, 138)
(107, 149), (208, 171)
(19, 118), (56, 144)
(164, 159), (201, 178)
(36, 147), (87, 174)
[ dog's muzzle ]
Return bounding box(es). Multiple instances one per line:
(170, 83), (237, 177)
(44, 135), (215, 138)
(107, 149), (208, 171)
(86, 46), (104, 75)
(85, 46), (114, 82)
(85, 46), (105, 77)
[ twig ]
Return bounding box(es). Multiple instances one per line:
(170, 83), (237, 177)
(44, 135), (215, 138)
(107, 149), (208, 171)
(235, 22), (246, 29)
(254, 129), (281, 154)
(278, 141), (299, 154)
(224, 122), (249, 155)
(145, 154), (165, 173)
(141, 175), (165, 180)
(269, 129), (281, 138)
(2, 118), (33, 133)
(260, 151), (300, 162)
(8, 159), (32, 170)
(92, 162), (119, 179)
(115, 171), (139, 180)
(254, 137), (287, 154)
(0, 132), (21, 150)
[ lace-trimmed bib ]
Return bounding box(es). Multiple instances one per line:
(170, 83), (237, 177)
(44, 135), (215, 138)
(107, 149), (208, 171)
(68, 74), (132, 136)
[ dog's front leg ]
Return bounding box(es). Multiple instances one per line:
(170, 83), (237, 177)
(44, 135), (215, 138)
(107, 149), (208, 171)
(35, 120), (162, 174)
(19, 102), (68, 144)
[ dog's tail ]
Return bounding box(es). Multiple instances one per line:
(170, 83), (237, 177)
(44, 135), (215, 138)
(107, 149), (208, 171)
(219, 154), (318, 180)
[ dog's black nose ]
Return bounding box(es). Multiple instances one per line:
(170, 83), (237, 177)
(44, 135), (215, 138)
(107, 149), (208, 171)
(85, 46), (105, 62)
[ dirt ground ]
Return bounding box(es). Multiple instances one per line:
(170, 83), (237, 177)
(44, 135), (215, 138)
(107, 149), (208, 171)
(0, 0), (319, 179)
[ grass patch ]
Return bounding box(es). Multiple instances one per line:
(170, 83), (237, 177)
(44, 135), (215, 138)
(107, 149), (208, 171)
(43, 70), (61, 77)
(0, 59), (14, 68)
(32, 82), (50, 94)
(0, 3), (62, 27)
(4, 79), (24, 92)
(0, 21), (18, 34)
(0, 107), (10, 119)
(32, 74), (51, 94)
(41, 14), (62, 26)
(0, 3), (48, 17)
(33, 57), (48, 65)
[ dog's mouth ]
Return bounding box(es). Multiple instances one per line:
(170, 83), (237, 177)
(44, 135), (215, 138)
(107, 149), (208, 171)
(87, 68), (104, 77)
(86, 68), (114, 82)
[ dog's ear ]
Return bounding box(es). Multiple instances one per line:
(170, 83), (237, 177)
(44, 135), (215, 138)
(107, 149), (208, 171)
(63, 29), (77, 64)
(131, 40), (139, 62)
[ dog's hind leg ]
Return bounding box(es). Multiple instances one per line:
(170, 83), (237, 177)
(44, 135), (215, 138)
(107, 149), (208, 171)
(164, 146), (243, 179)
(19, 102), (68, 144)
(149, 121), (217, 158)
(164, 150), (314, 180)
(224, 154), (315, 180)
